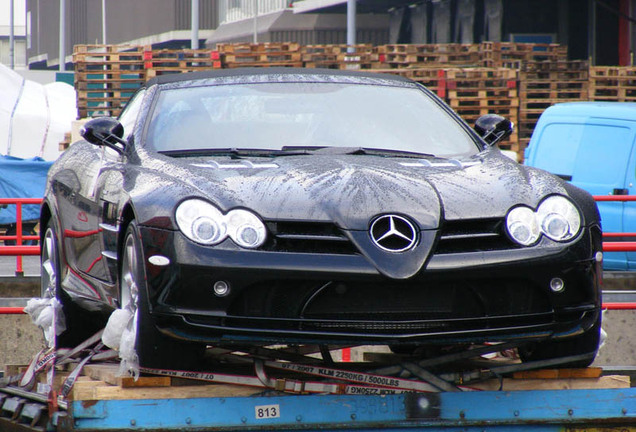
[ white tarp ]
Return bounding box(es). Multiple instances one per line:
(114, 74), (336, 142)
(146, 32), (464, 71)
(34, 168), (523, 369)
(0, 64), (77, 161)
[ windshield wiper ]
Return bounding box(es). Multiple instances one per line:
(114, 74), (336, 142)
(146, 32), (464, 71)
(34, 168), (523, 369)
(159, 148), (309, 158)
(281, 146), (435, 158)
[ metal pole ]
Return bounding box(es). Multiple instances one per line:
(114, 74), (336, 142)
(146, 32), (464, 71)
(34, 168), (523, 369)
(253, 0), (258, 43)
(191, 0), (199, 49)
(589, 0), (596, 65)
(102, 0), (107, 44)
(9, 0), (14, 69)
(59, 0), (66, 71)
(347, 0), (356, 53)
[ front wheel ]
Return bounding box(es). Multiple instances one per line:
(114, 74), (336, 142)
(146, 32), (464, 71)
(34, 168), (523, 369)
(120, 221), (204, 370)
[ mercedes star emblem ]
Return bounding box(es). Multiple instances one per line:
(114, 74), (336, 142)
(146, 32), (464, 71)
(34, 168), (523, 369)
(370, 215), (418, 252)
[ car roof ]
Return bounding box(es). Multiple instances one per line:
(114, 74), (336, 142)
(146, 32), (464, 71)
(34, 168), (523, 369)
(542, 101), (636, 120)
(145, 67), (415, 87)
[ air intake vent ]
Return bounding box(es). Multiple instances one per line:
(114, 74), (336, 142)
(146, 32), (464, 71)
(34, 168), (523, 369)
(262, 221), (358, 255)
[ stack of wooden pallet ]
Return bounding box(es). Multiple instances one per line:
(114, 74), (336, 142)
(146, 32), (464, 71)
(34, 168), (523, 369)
(336, 45), (382, 70)
(518, 60), (589, 149)
(144, 49), (221, 79)
(301, 45), (341, 69)
(480, 42), (568, 68)
(383, 44), (480, 68)
(444, 68), (520, 153)
(589, 66), (636, 102)
(73, 45), (146, 118)
(217, 42), (302, 68)
(300, 44), (382, 70)
(380, 67), (445, 96)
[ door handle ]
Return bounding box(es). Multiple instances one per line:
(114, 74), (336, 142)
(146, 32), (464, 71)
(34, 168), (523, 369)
(613, 188), (629, 195)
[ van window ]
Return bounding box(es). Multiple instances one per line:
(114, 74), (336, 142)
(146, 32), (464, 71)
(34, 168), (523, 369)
(533, 123), (633, 185)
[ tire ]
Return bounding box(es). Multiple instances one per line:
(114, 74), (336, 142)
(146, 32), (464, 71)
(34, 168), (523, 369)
(41, 220), (102, 348)
(121, 221), (204, 370)
(519, 314), (602, 368)
(5, 224), (38, 246)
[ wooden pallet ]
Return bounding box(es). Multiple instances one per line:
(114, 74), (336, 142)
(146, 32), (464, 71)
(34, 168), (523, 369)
(378, 67), (445, 95)
(218, 42), (302, 69)
(589, 66), (636, 101)
(217, 42), (300, 54)
(73, 45), (146, 72)
(480, 42), (568, 67)
(61, 363), (630, 401)
(143, 48), (221, 78)
(382, 44), (479, 67)
(68, 364), (258, 401)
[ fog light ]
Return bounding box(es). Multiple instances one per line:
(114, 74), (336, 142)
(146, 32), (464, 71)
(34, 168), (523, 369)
(595, 251), (603, 263)
(550, 277), (565, 293)
(213, 281), (230, 297)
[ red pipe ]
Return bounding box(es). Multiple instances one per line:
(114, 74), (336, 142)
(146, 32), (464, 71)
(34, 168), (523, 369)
(0, 307), (26, 314)
(603, 303), (636, 311)
(0, 246), (40, 256)
(593, 195), (636, 202)
(603, 233), (636, 238)
(0, 198), (42, 205)
(603, 242), (636, 252)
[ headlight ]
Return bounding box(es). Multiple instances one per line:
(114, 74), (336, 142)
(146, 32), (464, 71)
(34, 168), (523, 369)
(506, 196), (582, 246)
(176, 199), (267, 248)
(506, 206), (540, 246)
(536, 195), (581, 241)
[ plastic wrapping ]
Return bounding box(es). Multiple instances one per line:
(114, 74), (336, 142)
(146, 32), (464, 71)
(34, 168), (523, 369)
(0, 64), (76, 160)
(24, 297), (66, 348)
(102, 307), (139, 379)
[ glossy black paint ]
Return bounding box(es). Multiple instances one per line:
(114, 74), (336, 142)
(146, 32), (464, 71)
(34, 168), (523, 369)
(42, 68), (602, 348)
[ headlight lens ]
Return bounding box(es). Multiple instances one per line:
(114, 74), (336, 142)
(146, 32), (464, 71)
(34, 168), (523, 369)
(536, 195), (581, 241)
(506, 206), (540, 246)
(176, 199), (267, 248)
(506, 196), (582, 246)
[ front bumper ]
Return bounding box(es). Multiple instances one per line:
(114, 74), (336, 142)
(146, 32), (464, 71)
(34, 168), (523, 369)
(139, 225), (602, 346)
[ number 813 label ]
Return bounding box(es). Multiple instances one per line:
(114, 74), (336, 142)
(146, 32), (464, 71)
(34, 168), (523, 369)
(255, 404), (281, 419)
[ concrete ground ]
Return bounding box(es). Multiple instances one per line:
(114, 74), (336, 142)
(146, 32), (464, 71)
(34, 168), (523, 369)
(0, 257), (634, 371)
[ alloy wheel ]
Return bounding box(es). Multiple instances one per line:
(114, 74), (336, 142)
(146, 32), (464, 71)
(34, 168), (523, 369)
(40, 227), (57, 299)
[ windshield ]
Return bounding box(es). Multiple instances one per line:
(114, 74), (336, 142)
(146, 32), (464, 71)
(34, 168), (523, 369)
(146, 82), (479, 157)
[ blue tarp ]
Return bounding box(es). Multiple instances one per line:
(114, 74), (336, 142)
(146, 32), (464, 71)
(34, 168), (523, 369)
(0, 155), (52, 225)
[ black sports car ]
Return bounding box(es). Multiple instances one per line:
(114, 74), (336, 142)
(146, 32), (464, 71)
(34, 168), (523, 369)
(41, 68), (602, 370)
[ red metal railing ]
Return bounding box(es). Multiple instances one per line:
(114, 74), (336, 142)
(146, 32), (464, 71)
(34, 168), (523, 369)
(0, 198), (42, 276)
(594, 195), (636, 253)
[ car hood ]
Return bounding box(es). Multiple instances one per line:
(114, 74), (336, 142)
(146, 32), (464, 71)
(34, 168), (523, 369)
(158, 150), (566, 225)
(142, 150), (568, 279)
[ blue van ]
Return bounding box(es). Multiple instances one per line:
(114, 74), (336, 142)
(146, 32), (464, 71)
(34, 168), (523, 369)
(524, 102), (636, 270)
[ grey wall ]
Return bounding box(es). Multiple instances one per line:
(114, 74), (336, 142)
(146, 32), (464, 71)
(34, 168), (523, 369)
(27, 0), (219, 69)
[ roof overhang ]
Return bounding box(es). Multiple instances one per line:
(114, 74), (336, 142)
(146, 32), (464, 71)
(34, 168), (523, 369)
(292, 0), (422, 14)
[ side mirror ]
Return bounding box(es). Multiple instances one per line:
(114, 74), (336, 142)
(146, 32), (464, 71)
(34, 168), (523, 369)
(474, 114), (514, 146)
(81, 117), (126, 153)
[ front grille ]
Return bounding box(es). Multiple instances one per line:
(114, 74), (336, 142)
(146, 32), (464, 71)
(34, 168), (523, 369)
(262, 221), (358, 254)
(219, 278), (553, 336)
(435, 218), (519, 254)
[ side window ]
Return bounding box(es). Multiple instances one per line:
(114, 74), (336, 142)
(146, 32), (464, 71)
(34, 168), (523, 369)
(118, 89), (146, 139)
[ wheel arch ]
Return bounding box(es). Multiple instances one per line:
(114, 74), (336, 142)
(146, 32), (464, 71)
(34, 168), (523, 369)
(39, 201), (53, 244)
